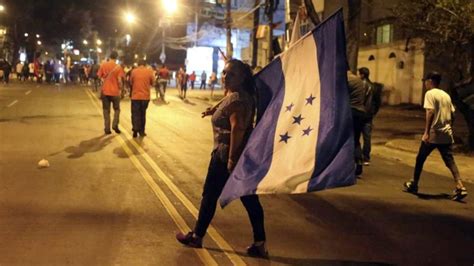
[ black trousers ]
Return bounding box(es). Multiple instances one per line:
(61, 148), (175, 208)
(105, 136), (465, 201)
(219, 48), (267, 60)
(352, 109), (366, 165)
(413, 142), (460, 184)
(194, 152), (266, 242)
(131, 100), (149, 133)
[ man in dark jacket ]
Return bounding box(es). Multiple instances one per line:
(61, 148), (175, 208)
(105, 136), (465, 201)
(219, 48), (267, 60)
(358, 67), (382, 165)
(348, 71), (367, 177)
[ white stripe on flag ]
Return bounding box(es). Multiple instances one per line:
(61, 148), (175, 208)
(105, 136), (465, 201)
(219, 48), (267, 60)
(256, 34), (321, 194)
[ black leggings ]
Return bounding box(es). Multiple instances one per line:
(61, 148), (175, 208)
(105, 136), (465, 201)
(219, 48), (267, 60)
(194, 152), (266, 242)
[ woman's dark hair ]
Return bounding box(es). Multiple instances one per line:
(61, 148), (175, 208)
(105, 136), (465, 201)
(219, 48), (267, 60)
(228, 59), (256, 97)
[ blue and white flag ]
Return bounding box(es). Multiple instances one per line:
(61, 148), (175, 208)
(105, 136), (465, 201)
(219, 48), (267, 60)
(220, 10), (355, 207)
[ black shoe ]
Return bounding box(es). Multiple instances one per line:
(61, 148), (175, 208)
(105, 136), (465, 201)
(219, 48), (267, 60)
(176, 232), (202, 248)
(452, 187), (468, 201)
(355, 164), (363, 176)
(246, 243), (269, 258)
(104, 130), (112, 135)
(404, 181), (418, 194)
(112, 127), (121, 134)
(132, 131), (138, 138)
(139, 131), (147, 137)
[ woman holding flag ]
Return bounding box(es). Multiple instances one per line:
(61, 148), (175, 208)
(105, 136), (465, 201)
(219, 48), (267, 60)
(176, 59), (268, 258)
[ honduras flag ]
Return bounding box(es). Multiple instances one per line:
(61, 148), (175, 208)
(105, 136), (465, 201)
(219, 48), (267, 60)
(220, 10), (355, 207)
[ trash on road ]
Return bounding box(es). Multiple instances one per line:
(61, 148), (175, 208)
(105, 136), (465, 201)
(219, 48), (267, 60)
(37, 159), (50, 169)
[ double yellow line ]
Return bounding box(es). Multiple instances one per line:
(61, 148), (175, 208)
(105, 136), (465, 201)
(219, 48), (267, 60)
(84, 89), (246, 266)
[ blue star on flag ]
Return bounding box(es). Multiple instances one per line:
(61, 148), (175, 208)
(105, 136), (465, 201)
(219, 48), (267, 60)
(292, 114), (304, 125)
(279, 132), (291, 143)
(285, 103), (294, 112)
(302, 126), (313, 136)
(305, 94), (316, 105)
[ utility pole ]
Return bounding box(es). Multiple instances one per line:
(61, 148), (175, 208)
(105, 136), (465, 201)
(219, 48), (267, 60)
(194, 0), (199, 47)
(225, 0), (233, 59)
(251, 0), (260, 68)
(266, 0), (274, 64)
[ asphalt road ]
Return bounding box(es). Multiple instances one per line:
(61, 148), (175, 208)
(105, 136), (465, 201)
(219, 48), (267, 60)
(0, 82), (473, 266)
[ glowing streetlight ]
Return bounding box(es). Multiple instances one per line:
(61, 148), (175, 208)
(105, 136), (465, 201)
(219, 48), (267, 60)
(24, 33), (29, 37)
(162, 0), (177, 15)
(96, 39), (102, 46)
(37, 40), (42, 45)
(36, 34), (40, 38)
(0, 5), (5, 12)
(125, 12), (136, 24)
(97, 47), (102, 53)
(83, 40), (88, 45)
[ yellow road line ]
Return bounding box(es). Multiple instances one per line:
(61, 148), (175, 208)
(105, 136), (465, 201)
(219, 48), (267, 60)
(84, 89), (218, 266)
(85, 88), (246, 265)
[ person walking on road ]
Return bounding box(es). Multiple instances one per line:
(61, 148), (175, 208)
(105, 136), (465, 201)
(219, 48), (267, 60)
(1, 59), (12, 84)
(97, 51), (125, 135)
(130, 60), (154, 138)
(404, 72), (468, 201)
(209, 71), (217, 98)
(200, 70), (207, 90)
(176, 59), (268, 258)
(358, 67), (382, 166)
(156, 64), (170, 102)
(189, 71), (196, 90)
(347, 71), (367, 177)
(16, 61), (24, 81)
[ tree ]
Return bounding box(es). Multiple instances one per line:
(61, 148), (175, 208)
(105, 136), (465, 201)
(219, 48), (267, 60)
(346, 0), (362, 74)
(392, 0), (474, 150)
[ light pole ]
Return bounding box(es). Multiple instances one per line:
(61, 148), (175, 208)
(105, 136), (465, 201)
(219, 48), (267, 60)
(160, 0), (177, 64)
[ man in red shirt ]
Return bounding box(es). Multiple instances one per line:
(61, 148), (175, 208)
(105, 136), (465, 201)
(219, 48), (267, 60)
(156, 65), (170, 102)
(189, 71), (196, 90)
(97, 51), (125, 134)
(130, 60), (154, 138)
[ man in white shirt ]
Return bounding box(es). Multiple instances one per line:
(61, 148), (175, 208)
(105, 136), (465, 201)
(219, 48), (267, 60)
(404, 72), (467, 201)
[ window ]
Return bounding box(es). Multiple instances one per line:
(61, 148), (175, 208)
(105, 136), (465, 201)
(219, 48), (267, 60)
(376, 24), (393, 44)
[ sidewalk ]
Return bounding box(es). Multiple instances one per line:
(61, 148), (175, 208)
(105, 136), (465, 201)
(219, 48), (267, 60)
(372, 105), (473, 183)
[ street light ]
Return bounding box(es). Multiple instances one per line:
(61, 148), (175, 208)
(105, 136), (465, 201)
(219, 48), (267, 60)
(0, 5), (4, 12)
(96, 39), (102, 46)
(37, 40), (42, 45)
(162, 0), (177, 15)
(125, 12), (136, 24)
(24, 33), (29, 37)
(36, 34), (40, 38)
(83, 40), (88, 45)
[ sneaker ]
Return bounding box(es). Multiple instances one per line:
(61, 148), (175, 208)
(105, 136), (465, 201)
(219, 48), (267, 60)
(246, 243), (269, 258)
(363, 161), (370, 166)
(176, 232), (202, 248)
(452, 187), (468, 201)
(404, 181), (418, 193)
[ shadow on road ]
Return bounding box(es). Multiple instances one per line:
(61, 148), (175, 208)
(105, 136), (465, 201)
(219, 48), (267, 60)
(113, 138), (146, 158)
(415, 192), (451, 200)
(205, 247), (391, 266)
(182, 98), (196, 106)
(64, 135), (114, 159)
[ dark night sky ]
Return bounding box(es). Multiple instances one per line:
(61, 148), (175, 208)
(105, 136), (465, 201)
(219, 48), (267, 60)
(3, 0), (188, 65)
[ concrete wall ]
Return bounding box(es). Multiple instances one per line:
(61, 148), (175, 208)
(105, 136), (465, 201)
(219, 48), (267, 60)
(358, 38), (425, 105)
